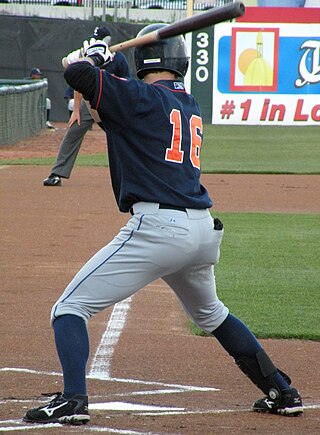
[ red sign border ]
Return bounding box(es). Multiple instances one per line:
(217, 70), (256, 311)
(230, 27), (279, 93)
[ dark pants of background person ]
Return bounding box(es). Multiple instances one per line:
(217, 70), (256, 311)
(51, 100), (96, 179)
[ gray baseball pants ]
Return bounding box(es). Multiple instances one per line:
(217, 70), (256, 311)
(51, 202), (229, 334)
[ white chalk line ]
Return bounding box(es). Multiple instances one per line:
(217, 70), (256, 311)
(0, 367), (61, 376)
(0, 367), (218, 393)
(135, 402), (320, 416)
(89, 297), (133, 380)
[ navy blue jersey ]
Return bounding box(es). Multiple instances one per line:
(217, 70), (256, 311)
(64, 62), (212, 212)
(90, 68), (212, 212)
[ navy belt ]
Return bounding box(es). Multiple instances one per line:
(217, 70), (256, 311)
(159, 204), (186, 212)
(130, 203), (186, 215)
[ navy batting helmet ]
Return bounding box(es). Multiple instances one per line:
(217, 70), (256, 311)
(134, 23), (189, 79)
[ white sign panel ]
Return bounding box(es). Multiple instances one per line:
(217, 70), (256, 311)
(212, 23), (320, 125)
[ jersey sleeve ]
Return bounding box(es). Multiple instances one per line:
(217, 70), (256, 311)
(90, 68), (139, 129)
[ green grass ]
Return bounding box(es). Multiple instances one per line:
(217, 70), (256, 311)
(191, 212), (320, 340)
(1, 125), (319, 174)
(201, 125), (320, 174)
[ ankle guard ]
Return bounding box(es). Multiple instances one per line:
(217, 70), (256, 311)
(235, 349), (291, 398)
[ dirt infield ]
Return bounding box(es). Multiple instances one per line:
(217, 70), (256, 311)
(0, 124), (319, 434)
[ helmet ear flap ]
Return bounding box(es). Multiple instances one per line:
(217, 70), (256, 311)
(134, 23), (189, 79)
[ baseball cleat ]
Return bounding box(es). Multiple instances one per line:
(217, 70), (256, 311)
(43, 174), (61, 186)
(23, 392), (90, 425)
(252, 387), (303, 416)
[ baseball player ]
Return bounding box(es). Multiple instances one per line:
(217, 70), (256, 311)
(43, 26), (131, 187)
(23, 25), (303, 425)
(29, 67), (55, 130)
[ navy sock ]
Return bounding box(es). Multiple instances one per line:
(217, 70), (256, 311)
(53, 314), (89, 397)
(213, 314), (289, 391)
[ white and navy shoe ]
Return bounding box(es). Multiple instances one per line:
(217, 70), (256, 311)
(23, 392), (90, 425)
(252, 388), (303, 416)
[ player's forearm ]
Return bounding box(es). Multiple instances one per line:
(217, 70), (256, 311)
(64, 61), (96, 102)
(73, 90), (83, 112)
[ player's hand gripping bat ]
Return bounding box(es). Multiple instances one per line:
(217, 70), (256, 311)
(62, 1), (245, 68)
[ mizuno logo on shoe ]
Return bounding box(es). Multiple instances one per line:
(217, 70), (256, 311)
(264, 399), (275, 409)
(42, 401), (68, 417)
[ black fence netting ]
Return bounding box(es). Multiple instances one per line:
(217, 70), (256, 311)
(0, 16), (144, 122)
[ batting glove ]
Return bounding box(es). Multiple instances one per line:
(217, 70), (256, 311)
(65, 48), (82, 66)
(83, 38), (113, 67)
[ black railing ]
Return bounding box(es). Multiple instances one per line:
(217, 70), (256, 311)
(0, 0), (83, 4)
(2, 0), (232, 10)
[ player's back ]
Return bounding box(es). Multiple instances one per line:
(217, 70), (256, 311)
(96, 76), (210, 212)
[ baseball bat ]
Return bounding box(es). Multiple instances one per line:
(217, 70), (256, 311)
(62, 1), (245, 68)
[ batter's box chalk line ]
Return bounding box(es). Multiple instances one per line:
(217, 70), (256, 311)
(0, 366), (219, 394)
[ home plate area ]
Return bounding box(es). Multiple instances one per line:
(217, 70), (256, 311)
(0, 370), (228, 433)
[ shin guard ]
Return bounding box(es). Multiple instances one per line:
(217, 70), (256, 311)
(235, 349), (290, 399)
